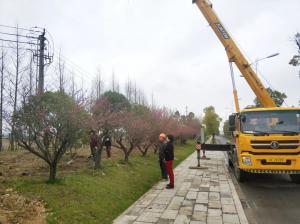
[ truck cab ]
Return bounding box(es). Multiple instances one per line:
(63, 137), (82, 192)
(228, 107), (300, 182)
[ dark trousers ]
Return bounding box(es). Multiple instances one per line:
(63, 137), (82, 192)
(105, 146), (111, 158)
(166, 160), (174, 187)
(159, 159), (168, 179)
(90, 146), (97, 160)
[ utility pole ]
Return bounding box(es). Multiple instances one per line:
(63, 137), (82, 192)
(29, 56), (33, 96)
(38, 29), (45, 94)
(0, 50), (3, 151)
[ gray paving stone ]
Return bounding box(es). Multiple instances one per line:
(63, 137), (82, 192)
(176, 190), (188, 197)
(223, 214), (240, 224)
(192, 211), (207, 222)
(221, 192), (232, 198)
(222, 204), (237, 214)
(136, 212), (161, 223)
(200, 182), (210, 188)
(221, 198), (234, 205)
(207, 215), (223, 224)
(114, 215), (137, 224)
(174, 214), (190, 224)
(179, 206), (193, 216)
(189, 187), (200, 192)
(153, 197), (172, 205)
(186, 191), (198, 200)
(182, 199), (195, 206)
(199, 187), (210, 192)
(196, 192), (209, 204)
(126, 207), (144, 216)
(167, 196), (184, 210)
(161, 210), (178, 220)
(210, 186), (220, 192)
(194, 203), (208, 212)
(156, 219), (174, 224)
(208, 208), (222, 216)
(209, 192), (220, 201)
(208, 201), (222, 209)
(133, 222), (149, 224)
(190, 221), (206, 224)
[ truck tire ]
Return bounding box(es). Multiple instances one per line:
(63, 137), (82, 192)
(228, 158), (233, 167)
(233, 151), (247, 182)
(289, 174), (300, 184)
(227, 151), (234, 167)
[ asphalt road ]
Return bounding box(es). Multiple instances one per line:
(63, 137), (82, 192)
(215, 136), (300, 224)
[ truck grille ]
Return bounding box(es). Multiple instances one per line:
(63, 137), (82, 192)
(250, 140), (300, 149)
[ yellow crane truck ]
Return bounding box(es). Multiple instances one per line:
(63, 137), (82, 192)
(193, 0), (300, 182)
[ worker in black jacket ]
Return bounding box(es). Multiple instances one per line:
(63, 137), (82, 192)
(158, 133), (168, 180)
(165, 134), (175, 189)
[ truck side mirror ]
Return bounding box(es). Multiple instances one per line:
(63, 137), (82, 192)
(228, 114), (236, 132)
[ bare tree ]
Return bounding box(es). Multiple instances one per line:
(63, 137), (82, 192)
(14, 92), (86, 181)
(70, 71), (76, 99)
(125, 78), (133, 102)
(28, 56), (34, 96)
(134, 81), (137, 104)
(111, 70), (120, 93)
(95, 69), (103, 100)
(113, 111), (150, 163)
(58, 50), (66, 93)
(0, 48), (5, 151)
(111, 70), (115, 92)
(10, 26), (21, 150)
(90, 97), (118, 169)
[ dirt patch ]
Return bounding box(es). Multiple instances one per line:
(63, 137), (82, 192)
(0, 188), (46, 224)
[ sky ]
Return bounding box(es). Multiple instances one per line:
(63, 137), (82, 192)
(0, 0), (300, 122)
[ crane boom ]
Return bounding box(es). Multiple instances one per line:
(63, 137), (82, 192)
(193, 0), (276, 108)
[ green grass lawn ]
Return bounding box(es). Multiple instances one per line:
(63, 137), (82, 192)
(5, 141), (195, 224)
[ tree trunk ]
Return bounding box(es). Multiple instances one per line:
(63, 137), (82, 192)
(153, 144), (158, 154)
(49, 163), (57, 182)
(137, 146), (146, 157)
(142, 144), (152, 157)
(94, 147), (102, 170)
(142, 150), (147, 157)
(124, 152), (129, 163)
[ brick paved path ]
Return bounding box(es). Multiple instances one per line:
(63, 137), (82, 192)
(114, 151), (248, 224)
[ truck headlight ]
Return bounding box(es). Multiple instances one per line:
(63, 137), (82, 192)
(242, 156), (252, 166)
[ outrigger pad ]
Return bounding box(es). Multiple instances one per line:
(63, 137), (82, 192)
(201, 143), (233, 151)
(189, 166), (208, 170)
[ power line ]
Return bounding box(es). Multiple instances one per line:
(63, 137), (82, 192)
(0, 24), (42, 33)
(53, 49), (95, 78)
(0, 31), (36, 39)
(0, 45), (32, 52)
(0, 38), (38, 45)
(52, 51), (96, 81)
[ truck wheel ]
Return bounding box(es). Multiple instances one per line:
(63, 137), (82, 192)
(233, 151), (247, 182)
(228, 158), (233, 167)
(227, 151), (233, 167)
(289, 174), (300, 184)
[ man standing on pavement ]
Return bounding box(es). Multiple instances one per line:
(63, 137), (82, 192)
(165, 134), (175, 189)
(158, 133), (168, 181)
